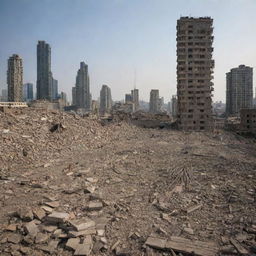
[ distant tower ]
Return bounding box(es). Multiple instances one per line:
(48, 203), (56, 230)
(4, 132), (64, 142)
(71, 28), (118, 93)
(7, 54), (23, 102)
(176, 17), (214, 131)
(37, 41), (52, 100)
(23, 83), (34, 102)
(131, 89), (139, 111)
(100, 84), (112, 115)
(149, 89), (160, 113)
(51, 78), (58, 100)
(171, 95), (178, 118)
(226, 65), (253, 116)
(73, 62), (91, 110)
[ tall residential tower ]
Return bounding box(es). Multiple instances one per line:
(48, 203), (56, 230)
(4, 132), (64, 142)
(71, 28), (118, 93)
(176, 17), (214, 131)
(72, 62), (91, 110)
(7, 54), (23, 102)
(226, 65), (253, 116)
(100, 84), (112, 115)
(37, 41), (52, 100)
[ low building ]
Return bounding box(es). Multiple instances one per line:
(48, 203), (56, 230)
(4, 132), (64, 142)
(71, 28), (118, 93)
(240, 109), (256, 134)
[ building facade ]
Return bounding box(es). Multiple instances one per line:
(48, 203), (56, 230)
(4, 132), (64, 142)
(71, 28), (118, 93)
(23, 83), (33, 102)
(171, 95), (178, 118)
(176, 17), (214, 131)
(7, 54), (23, 102)
(240, 109), (256, 134)
(37, 41), (52, 100)
(100, 84), (112, 115)
(226, 65), (253, 116)
(0, 89), (8, 102)
(72, 62), (91, 110)
(149, 89), (160, 113)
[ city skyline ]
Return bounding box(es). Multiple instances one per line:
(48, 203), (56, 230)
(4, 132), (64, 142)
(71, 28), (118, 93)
(0, 0), (256, 102)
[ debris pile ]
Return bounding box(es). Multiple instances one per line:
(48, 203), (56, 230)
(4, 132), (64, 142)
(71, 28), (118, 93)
(0, 107), (256, 255)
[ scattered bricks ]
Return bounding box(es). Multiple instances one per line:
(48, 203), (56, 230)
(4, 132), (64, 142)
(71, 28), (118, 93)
(7, 233), (22, 244)
(24, 221), (39, 237)
(44, 201), (60, 208)
(33, 208), (46, 220)
(88, 201), (103, 211)
(66, 238), (80, 251)
(69, 219), (95, 231)
(186, 204), (203, 214)
(45, 211), (69, 224)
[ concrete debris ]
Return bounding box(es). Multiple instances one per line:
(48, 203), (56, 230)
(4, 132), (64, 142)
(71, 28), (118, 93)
(0, 108), (256, 255)
(45, 211), (69, 224)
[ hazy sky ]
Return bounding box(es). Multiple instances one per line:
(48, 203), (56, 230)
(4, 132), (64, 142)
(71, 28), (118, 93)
(0, 0), (255, 102)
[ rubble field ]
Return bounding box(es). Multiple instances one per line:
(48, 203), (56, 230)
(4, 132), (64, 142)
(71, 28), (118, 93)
(0, 108), (255, 256)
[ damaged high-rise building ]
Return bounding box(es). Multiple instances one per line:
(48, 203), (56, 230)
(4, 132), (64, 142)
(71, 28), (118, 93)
(226, 65), (253, 116)
(176, 17), (214, 131)
(100, 84), (112, 115)
(72, 62), (91, 111)
(37, 41), (53, 101)
(7, 54), (23, 102)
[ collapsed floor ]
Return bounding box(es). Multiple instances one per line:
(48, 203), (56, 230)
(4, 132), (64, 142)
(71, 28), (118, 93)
(0, 108), (255, 256)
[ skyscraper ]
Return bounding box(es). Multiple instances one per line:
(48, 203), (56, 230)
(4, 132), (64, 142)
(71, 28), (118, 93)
(226, 65), (253, 116)
(52, 78), (58, 100)
(37, 41), (52, 100)
(23, 83), (33, 102)
(100, 84), (112, 115)
(176, 17), (214, 131)
(73, 62), (91, 110)
(149, 89), (160, 113)
(7, 54), (23, 102)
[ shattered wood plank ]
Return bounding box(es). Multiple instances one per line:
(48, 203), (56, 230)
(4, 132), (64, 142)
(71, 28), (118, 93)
(166, 236), (219, 256)
(186, 204), (203, 214)
(230, 238), (249, 255)
(145, 236), (218, 256)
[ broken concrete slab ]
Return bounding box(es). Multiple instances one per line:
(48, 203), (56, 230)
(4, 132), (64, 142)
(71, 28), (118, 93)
(7, 233), (22, 244)
(88, 201), (103, 211)
(69, 228), (97, 238)
(74, 243), (92, 256)
(45, 211), (69, 224)
(35, 233), (49, 244)
(41, 205), (54, 214)
(24, 221), (39, 237)
(69, 219), (95, 231)
(66, 238), (80, 251)
(33, 208), (46, 220)
(44, 201), (60, 208)
(39, 225), (58, 233)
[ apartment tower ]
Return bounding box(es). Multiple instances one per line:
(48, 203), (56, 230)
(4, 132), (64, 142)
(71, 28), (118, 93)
(100, 84), (112, 115)
(73, 62), (91, 110)
(226, 65), (253, 116)
(149, 89), (160, 113)
(7, 54), (23, 102)
(37, 41), (52, 100)
(176, 17), (214, 131)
